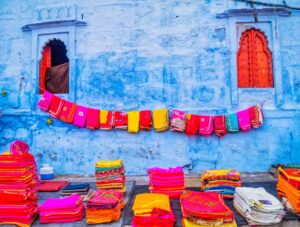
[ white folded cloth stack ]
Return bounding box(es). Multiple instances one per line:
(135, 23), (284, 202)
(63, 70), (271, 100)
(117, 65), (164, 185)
(234, 187), (285, 226)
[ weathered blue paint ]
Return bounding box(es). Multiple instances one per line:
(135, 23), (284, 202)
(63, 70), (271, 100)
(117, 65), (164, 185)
(0, 0), (300, 175)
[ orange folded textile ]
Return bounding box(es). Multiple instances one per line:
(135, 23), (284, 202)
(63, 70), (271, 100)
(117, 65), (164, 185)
(60, 101), (77, 123)
(100, 110), (114, 130)
(139, 110), (152, 130)
(48, 96), (65, 118)
(86, 108), (100, 129)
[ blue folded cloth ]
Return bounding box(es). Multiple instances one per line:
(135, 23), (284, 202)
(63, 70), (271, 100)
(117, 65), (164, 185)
(62, 183), (89, 191)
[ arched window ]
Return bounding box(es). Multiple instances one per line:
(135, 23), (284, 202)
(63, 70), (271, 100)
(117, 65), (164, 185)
(237, 28), (274, 88)
(39, 39), (69, 94)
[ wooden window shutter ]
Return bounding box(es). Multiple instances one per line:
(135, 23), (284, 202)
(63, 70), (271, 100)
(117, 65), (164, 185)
(237, 28), (273, 88)
(39, 46), (51, 94)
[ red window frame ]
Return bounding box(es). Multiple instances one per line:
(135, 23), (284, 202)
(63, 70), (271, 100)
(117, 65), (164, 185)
(39, 46), (51, 94)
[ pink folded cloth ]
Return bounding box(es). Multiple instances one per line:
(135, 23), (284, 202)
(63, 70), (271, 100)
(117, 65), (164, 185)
(10, 140), (29, 155)
(39, 194), (82, 211)
(199, 115), (214, 136)
(148, 166), (184, 176)
(73, 105), (88, 128)
(38, 90), (54, 111)
(170, 110), (186, 132)
(237, 109), (251, 131)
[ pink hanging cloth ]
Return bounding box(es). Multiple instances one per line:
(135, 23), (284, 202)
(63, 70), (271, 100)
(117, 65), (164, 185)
(237, 109), (251, 131)
(199, 115), (214, 136)
(86, 108), (100, 129)
(38, 90), (54, 111)
(170, 110), (186, 132)
(73, 106), (88, 128)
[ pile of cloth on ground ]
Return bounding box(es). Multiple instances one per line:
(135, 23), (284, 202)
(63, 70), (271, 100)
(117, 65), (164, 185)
(0, 140), (39, 227)
(201, 169), (241, 199)
(277, 166), (300, 215)
(39, 193), (84, 224)
(148, 166), (185, 199)
(86, 189), (124, 224)
(132, 193), (175, 227)
(181, 190), (237, 227)
(234, 187), (285, 226)
(95, 160), (126, 192)
(61, 183), (95, 201)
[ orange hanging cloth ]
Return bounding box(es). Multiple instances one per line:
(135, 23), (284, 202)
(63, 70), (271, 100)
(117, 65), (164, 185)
(60, 101), (78, 123)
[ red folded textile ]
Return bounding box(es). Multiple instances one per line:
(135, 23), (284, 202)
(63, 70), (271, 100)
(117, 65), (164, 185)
(86, 108), (100, 129)
(100, 111), (114, 130)
(60, 101), (77, 123)
(185, 114), (200, 135)
(140, 110), (152, 130)
(214, 115), (227, 137)
(248, 105), (264, 128)
(114, 111), (128, 129)
(49, 96), (65, 118)
(36, 181), (70, 192)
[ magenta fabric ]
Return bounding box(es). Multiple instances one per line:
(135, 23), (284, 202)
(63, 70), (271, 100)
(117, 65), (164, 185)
(237, 109), (251, 131)
(38, 91), (54, 111)
(10, 140), (29, 155)
(199, 115), (214, 136)
(73, 106), (88, 128)
(39, 194), (81, 211)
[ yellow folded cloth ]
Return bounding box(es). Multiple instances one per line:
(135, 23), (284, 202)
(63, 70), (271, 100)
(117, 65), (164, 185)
(128, 111), (140, 133)
(100, 110), (109, 124)
(96, 160), (123, 168)
(183, 218), (237, 227)
(132, 193), (171, 216)
(152, 108), (169, 132)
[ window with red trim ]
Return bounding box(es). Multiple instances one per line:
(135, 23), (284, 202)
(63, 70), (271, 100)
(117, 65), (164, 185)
(39, 40), (69, 94)
(237, 28), (274, 88)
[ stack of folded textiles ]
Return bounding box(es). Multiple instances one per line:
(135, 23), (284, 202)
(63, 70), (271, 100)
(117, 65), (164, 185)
(61, 183), (95, 201)
(234, 187), (285, 226)
(95, 160), (126, 192)
(201, 169), (241, 199)
(148, 166), (185, 199)
(277, 166), (300, 215)
(0, 151), (39, 227)
(132, 193), (175, 227)
(181, 190), (237, 227)
(39, 194), (84, 224)
(86, 189), (125, 224)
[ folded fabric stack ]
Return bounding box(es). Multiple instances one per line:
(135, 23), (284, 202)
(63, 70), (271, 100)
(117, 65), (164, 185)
(153, 108), (169, 132)
(39, 194), (84, 224)
(139, 110), (152, 130)
(95, 160), (126, 192)
(61, 183), (94, 201)
(277, 167), (300, 214)
(148, 166), (185, 199)
(132, 193), (175, 227)
(201, 169), (241, 199)
(234, 187), (285, 226)
(0, 149), (39, 227)
(170, 110), (186, 132)
(86, 189), (124, 224)
(181, 190), (237, 227)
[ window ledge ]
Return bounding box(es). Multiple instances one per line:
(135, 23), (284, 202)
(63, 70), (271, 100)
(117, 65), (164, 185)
(216, 8), (291, 18)
(22, 20), (87, 32)
(238, 88), (275, 91)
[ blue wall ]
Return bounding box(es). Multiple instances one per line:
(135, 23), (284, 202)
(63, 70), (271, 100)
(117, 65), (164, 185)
(0, 0), (300, 175)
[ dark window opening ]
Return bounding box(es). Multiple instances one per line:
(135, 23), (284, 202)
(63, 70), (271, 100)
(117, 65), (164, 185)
(39, 39), (69, 94)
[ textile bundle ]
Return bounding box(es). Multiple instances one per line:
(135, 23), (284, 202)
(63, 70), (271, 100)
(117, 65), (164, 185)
(185, 114), (200, 135)
(214, 115), (227, 137)
(234, 187), (285, 226)
(248, 104), (264, 128)
(61, 183), (95, 202)
(181, 190), (237, 227)
(148, 166), (185, 199)
(132, 193), (175, 227)
(95, 160), (126, 192)
(100, 110), (114, 130)
(277, 167), (300, 215)
(114, 111), (128, 129)
(153, 108), (169, 132)
(0, 142), (39, 227)
(86, 189), (124, 224)
(201, 169), (241, 199)
(39, 194), (84, 224)
(170, 110), (186, 132)
(128, 111), (140, 133)
(199, 115), (214, 136)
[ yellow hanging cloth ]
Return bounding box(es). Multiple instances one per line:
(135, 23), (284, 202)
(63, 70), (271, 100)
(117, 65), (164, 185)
(100, 110), (109, 124)
(152, 108), (169, 132)
(128, 111), (140, 133)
